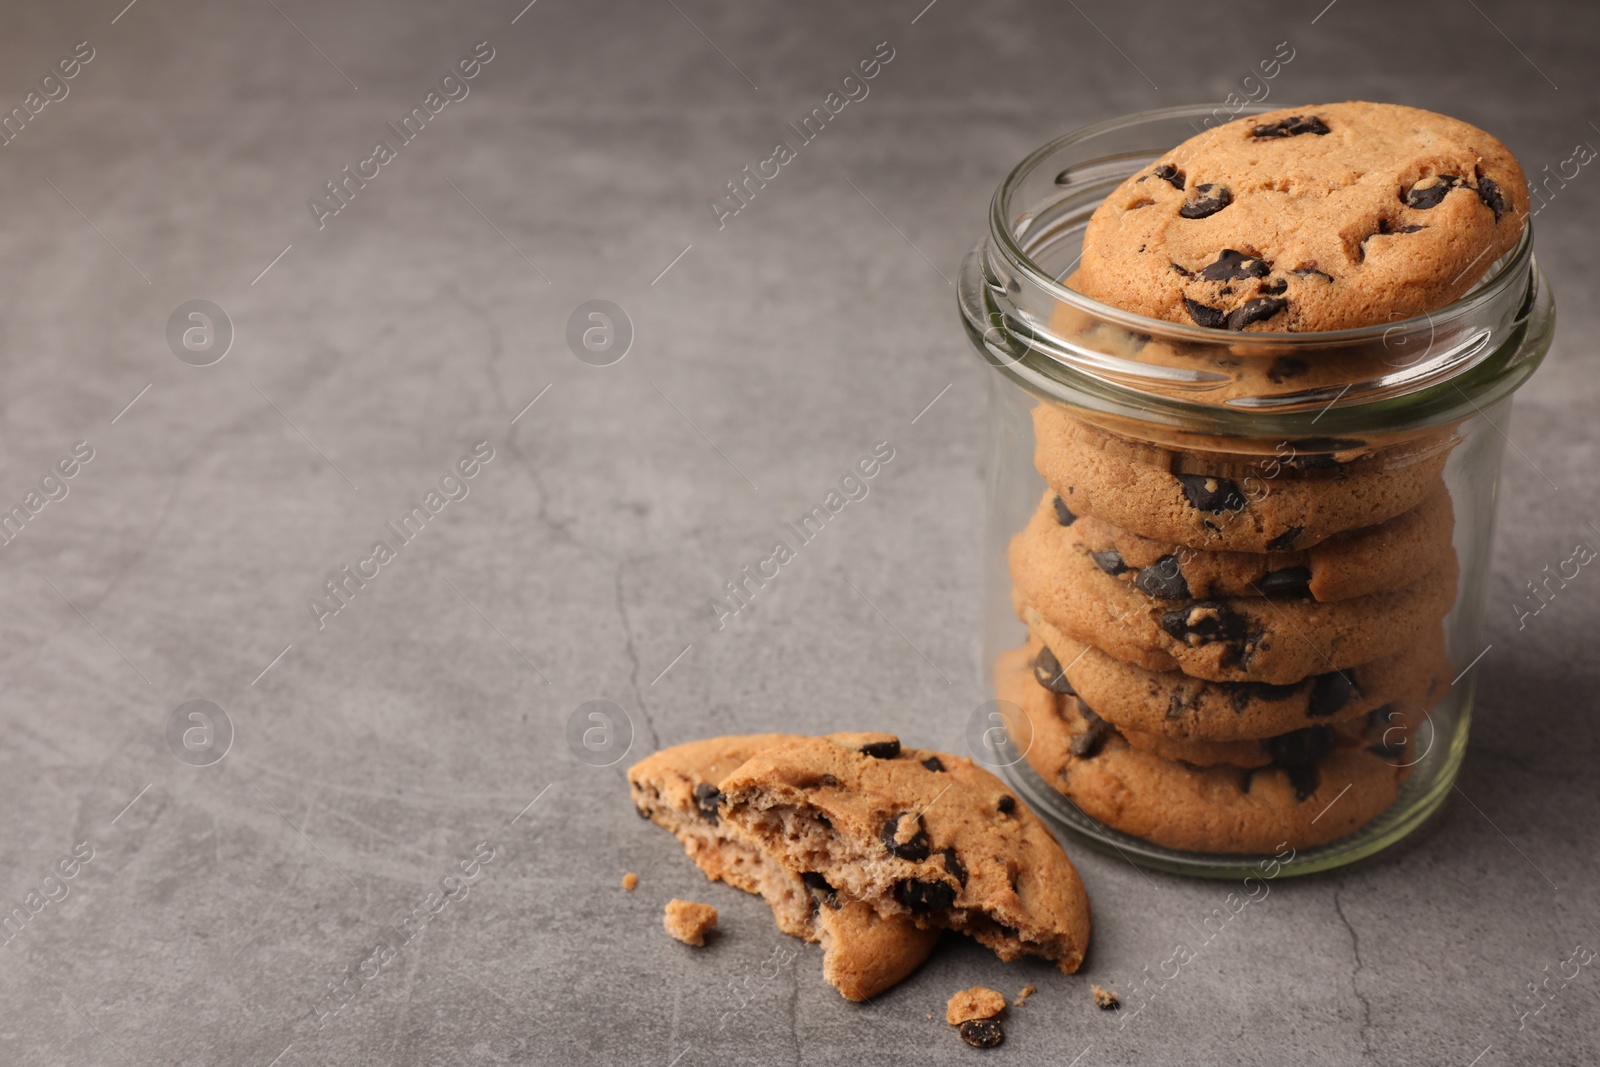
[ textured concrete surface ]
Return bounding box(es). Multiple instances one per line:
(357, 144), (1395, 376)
(0, 1), (1596, 1064)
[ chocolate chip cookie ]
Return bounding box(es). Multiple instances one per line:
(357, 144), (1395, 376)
(1074, 102), (1528, 333)
(1011, 497), (1460, 684)
(629, 734), (939, 1000)
(1053, 485), (1453, 603)
(1024, 609), (1451, 743)
(716, 733), (1092, 973)
(1034, 403), (1451, 552)
(999, 645), (1416, 852)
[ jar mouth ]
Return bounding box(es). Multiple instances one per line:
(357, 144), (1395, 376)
(962, 104), (1554, 434)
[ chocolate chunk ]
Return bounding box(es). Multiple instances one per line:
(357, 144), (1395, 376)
(692, 782), (724, 823)
(819, 774), (839, 787)
(860, 738), (901, 759)
(1476, 175), (1509, 221)
(1227, 679), (1303, 711)
(881, 813), (930, 861)
(997, 794), (1016, 815)
(1260, 278), (1288, 295)
(1171, 261), (1194, 278)
(1226, 296), (1288, 330)
(1199, 249), (1270, 281)
(940, 847), (969, 886)
(1285, 763), (1320, 801)
(894, 877), (956, 913)
(1376, 217), (1426, 236)
(1135, 556), (1190, 600)
(1070, 704), (1115, 758)
(1160, 600), (1248, 645)
(1031, 645), (1077, 696)
(959, 1019), (1005, 1049)
(1268, 356), (1307, 383)
(1267, 726), (1333, 767)
(1293, 266), (1334, 282)
(801, 871), (839, 908)
(1052, 495), (1077, 526)
(1175, 473), (1247, 513)
(1091, 548), (1128, 576)
(1404, 175), (1461, 209)
(1306, 671), (1357, 718)
(1179, 184), (1231, 219)
(1265, 526), (1303, 551)
(1258, 567), (1312, 597)
(921, 756), (946, 772)
(1282, 451), (1342, 472)
(1183, 297), (1228, 329)
(1252, 114), (1330, 138)
(1152, 163), (1185, 189)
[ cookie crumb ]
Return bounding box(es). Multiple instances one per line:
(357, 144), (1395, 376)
(621, 872), (638, 891)
(1092, 984), (1120, 1010)
(663, 899), (718, 946)
(1014, 984), (1036, 1007)
(958, 1019), (1005, 1049)
(946, 986), (1006, 1025)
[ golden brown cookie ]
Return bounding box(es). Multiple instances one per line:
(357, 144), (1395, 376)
(1074, 102), (1528, 333)
(629, 734), (939, 1000)
(1050, 485), (1454, 603)
(1024, 610), (1451, 743)
(999, 645), (1416, 853)
(1033, 403), (1451, 552)
(717, 734), (1092, 973)
(1011, 498), (1459, 684)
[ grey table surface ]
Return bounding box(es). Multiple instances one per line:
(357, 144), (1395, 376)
(1, 1), (1596, 1064)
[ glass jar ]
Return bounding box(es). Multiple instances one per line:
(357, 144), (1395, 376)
(959, 105), (1555, 877)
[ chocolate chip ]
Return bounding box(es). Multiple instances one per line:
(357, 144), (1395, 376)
(894, 877), (956, 913)
(921, 756), (945, 772)
(1306, 671), (1357, 718)
(1227, 679), (1303, 711)
(1268, 356), (1307, 383)
(692, 782), (723, 823)
(1176, 473), (1247, 513)
(1179, 184), (1231, 219)
(1226, 296), (1288, 330)
(1052, 495), (1077, 526)
(1091, 548), (1128, 576)
(1258, 567), (1312, 597)
(1032, 645), (1077, 696)
(1135, 555), (1190, 600)
(940, 847), (969, 886)
(1404, 175), (1461, 209)
(1267, 726), (1333, 767)
(959, 1019), (1005, 1049)
(820, 774), (839, 787)
(1265, 526), (1303, 551)
(1252, 114), (1330, 138)
(1285, 763), (1320, 801)
(1260, 278), (1288, 295)
(881, 813), (930, 861)
(1160, 601), (1248, 645)
(1152, 163), (1185, 189)
(1293, 266), (1334, 282)
(1375, 217), (1425, 236)
(1282, 451), (1342, 472)
(1183, 297), (1228, 329)
(801, 871), (839, 908)
(860, 738), (901, 759)
(1171, 261), (1194, 278)
(1070, 704), (1115, 758)
(1199, 249), (1270, 281)
(1476, 175), (1509, 221)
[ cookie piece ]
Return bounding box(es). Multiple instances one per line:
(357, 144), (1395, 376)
(947, 986), (1007, 1025)
(629, 734), (939, 1000)
(1092, 985), (1120, 1010)
(1012, 498), (1458, 684)
(1074, 102), (1528, 332)
(1000, 645), (1415, 852)
(1034, 404), (1450, 552)
(664, 899), (718, 946)
(1055, 486), (1453, 603)
(717, 735), (1092, 973)
(1025, 610), (1451, 743)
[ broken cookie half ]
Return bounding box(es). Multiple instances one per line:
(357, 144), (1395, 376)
(629, 731), (1092, 1001)
(629, 733), (938, 1001)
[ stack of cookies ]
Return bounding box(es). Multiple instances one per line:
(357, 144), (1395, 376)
(1000, 101), (1528, 854)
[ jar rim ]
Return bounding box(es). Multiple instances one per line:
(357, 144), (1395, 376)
(987, 102), (1534, 349)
